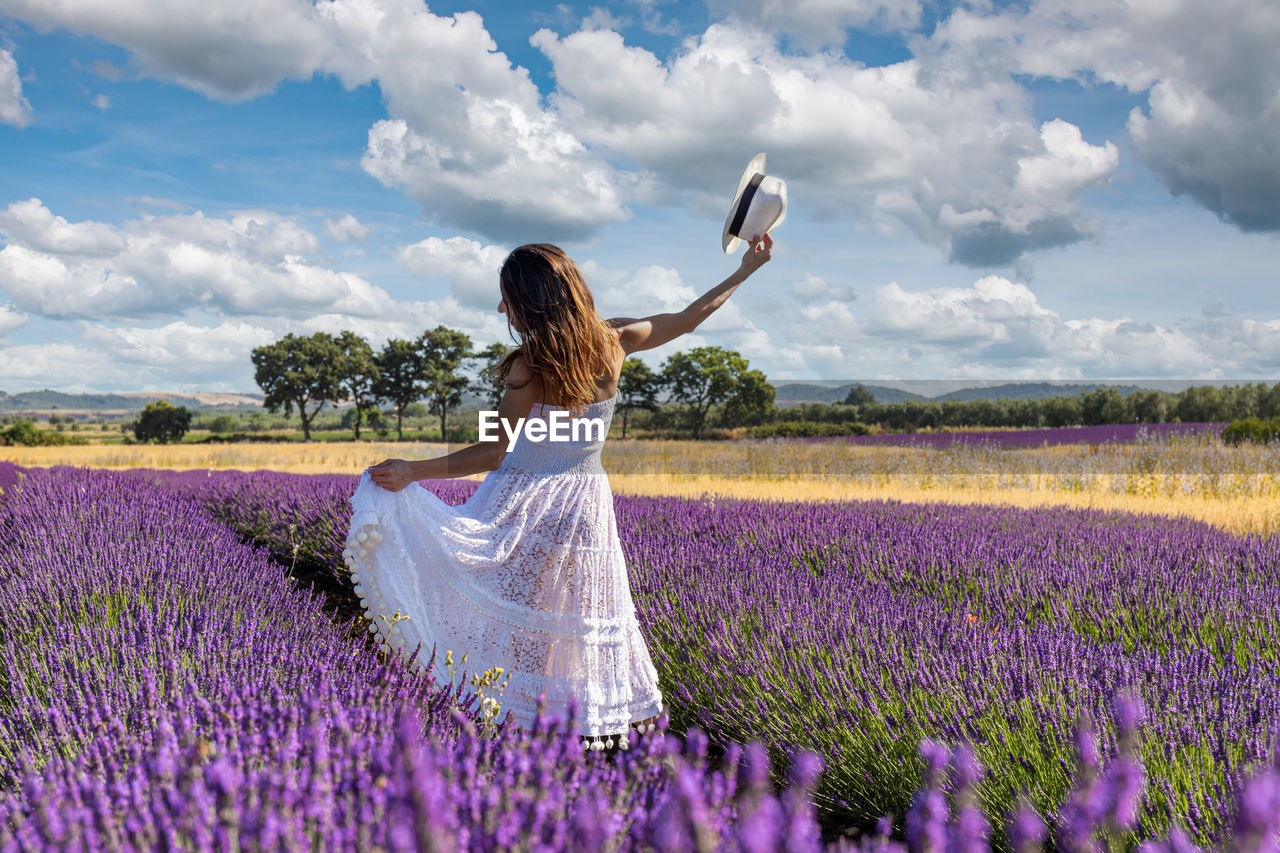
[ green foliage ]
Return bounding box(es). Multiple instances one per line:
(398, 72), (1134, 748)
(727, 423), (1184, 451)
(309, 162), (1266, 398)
(846, 381), (1280, 433)
(1222, 417), (1280, 446)
(341, 407), (382, 430)
(133, 400), (193, 444)
(618, 359), (662, 438)
(471, 341), (512, 409)
(0, 420), (88, 446)
(374, 338), (428, 440)
(205, 414), (236, 434)
(420, 325), (474, 441)
(335, 330), (380, 440)
(661, 346), (772, 438)
(844, 383), (876, 406)
(251, 332), (345, 441)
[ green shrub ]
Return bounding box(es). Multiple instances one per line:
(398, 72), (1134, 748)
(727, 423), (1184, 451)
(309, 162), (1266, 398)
(205, 414), (237, 434)
(0, 421), (89, 446)
(133, 400), (193, 444)
(1222, 417), (1280, 445)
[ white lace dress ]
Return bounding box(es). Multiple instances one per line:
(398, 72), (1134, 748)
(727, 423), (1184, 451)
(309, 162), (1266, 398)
(344, 392), (665, 743)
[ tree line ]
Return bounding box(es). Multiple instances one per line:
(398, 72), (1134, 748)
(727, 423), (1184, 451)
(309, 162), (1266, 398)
(837, 382), (1280, 431)
(250, 329), (774, 441)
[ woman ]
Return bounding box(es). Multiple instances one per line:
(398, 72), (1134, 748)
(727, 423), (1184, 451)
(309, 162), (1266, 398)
(346, 235), (773, 750)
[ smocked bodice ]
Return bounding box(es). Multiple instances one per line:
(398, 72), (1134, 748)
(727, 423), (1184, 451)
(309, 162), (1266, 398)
(497, 393), (617, 477)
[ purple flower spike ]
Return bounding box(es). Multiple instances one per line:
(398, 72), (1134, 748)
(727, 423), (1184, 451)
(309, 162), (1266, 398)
(1112, 690), (1145, 741)
(741, 741), (773, 792)
(1233, 768), (1280, 849)
(1105, 756), (1145, 831)
(1008, 802), (1047, 853)
(1074, 717), (1101, 775)
(737, 796), (784, 853)
(905, 788), (949, 853)
(788, 751), (824, 792)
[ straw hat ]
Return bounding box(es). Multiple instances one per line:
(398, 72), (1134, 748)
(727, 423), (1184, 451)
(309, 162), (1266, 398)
(721, 152), (787, 253)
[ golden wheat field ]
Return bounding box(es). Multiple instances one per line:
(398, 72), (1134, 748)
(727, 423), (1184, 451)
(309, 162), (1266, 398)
(5, 433), (1279, 535)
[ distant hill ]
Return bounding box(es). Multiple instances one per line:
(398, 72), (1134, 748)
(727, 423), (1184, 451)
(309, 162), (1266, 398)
(0, 389), (263, 413)
(932, 382), (1145, 402)
(771, 382), (926, 405)
(768, 380), (1208, 405)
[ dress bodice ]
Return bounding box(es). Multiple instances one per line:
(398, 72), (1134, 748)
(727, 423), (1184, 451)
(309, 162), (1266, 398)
(498, 393), (617, 478)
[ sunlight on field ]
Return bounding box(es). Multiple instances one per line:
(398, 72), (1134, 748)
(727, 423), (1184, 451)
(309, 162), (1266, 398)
(6, 433), (1279, 534)
(0, 441), (485, 480)
(605, 473), (1280, 535)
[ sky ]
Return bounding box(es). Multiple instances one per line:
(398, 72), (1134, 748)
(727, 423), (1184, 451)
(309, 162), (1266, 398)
(0, 0), (1277, 393)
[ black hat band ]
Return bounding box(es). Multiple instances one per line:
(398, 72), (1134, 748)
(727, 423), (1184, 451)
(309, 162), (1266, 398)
(728, 172), (764, 239)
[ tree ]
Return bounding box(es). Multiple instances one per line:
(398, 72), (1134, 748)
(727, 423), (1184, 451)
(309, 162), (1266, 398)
(336, 330), (380, 440)
(1042, 395), (1082, 428)
(207, 414), (236, 434)
(1262, 382), (1280, 419)
(134, 400), (193, 444)
(1128, 389), (1172, 424)
(419, 326), (474, 442)
(844, 383), (876, 407)
(1080, 388), (1128, 425)
(471, 342), (512, 409)
(251, 332), (344, 442)
(721, 369), (774, 428)
(375, 338), (429, 440)
(617, 359), (662, 439)
(1177, 385), (1225, 423)
(661, 346), (767, 438)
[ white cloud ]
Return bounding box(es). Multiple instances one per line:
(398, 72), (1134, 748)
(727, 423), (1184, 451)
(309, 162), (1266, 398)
(782, 275), (1280, 378)
(0, 287), (515, 393)
(579, 257), (770, 366)
(791, 273), (855, 304)
(0, 48), (33, 128)
(91, 93), (111, 110)
(324, 213), (370, 243)
(0, 198), (395, 319)
(396, 235), (508, 308)
(923, 0), (1280, 232)
(0, 301), (28, 335)
(0, 198), (127, 256)
(0, 0), (332, 102)
(0, 0), (629, 242)
(532, 22), (1118, 266)
(78, 319), (277, 368)
(0, 0), (1119, 261)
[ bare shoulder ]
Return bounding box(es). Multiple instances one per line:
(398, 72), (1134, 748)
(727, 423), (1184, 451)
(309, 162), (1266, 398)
(501, 348), (542, 394)
(504, 353), (536, 388)
(606, 316), (643, 356)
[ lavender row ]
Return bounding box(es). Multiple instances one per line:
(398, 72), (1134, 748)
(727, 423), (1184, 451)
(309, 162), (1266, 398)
(0, 464), (835, 850)
(114, 467), (477, 581)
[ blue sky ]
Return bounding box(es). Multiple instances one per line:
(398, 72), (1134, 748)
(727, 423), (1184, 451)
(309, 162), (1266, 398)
(0, 0), (1277, 393)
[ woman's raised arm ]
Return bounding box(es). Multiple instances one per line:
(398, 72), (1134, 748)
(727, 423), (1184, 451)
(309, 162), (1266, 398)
(609, 234), (772, 355)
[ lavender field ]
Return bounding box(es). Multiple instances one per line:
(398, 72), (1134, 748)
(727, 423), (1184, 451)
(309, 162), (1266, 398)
(3, 461), (1280, 850)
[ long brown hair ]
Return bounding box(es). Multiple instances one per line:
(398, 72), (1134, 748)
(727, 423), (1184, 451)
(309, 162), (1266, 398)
(489, 243), (620, 417)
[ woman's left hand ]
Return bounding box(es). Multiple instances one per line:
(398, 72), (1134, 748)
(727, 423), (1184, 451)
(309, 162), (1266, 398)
(368, 459), (417, 492)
